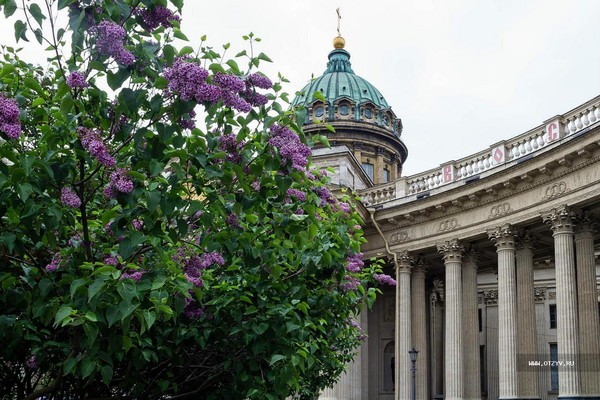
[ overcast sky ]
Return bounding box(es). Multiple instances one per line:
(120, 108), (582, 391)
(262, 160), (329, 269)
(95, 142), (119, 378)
(2, 0), (599, 176)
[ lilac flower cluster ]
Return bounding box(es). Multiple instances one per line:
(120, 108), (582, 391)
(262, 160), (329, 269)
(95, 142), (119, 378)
(286, 188), (307, 202)
(104, 256), (119, 266)
(78, 127), (115, 167)
(184, 297), (205, 319)
(336, 201), (351, 214)
(66, 71), (88, 89)
(94, 20), (135, 65)
(341, 275), (360, 292)
(132, 219), (144, 231)
(61, 187), (82, 208)
(174, 247), (225, 288)
(226, 213), (240, 228)
(104, 168), (133, 198)
(268, 124), (311, 171)
(348, 317), (367, 341)
(137, 5), (181, 32)
(374, 273), (397, 286)
(246, 73), (273, 89)
(218, 132), (245, 163)
(120, 269), (145, 281)
(0, 94), (21, 139)
(314, 186), (336, 206)
(45, 255), (61, 272)
(179, 110), (196, 130)
(163, 58), (268, 113)
(345, 252), (364, 273)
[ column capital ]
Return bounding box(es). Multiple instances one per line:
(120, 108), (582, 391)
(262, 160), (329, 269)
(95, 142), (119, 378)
(437, 239), (464, 262)
(396, 250), (413, 273)
(574, 212), (597, 236)
(463, 245), (479, 267)
(488, 224), (516, 251)
(515, 230), (535, 253)
(413, 259), (429, 276)
(542, 205), (576, 234)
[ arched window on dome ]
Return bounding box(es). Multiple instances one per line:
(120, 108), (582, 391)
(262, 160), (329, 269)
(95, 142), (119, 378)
(336, 100), (353, 119)
(311, 102), (326, 122)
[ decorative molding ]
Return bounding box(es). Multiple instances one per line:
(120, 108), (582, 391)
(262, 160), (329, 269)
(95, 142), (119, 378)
(542, 181), (569, 200)
(548, 291), (557, 300)
(488, 224), (516, 250)
(484, 289), (498, 305)
(389, 230), (409, 244)
(542, 205), (576, 234)
(534, 287), (547, 302)
(437, 239), (464, 262)
(438, 218), (460, 232)
(488, 202), (512, 219)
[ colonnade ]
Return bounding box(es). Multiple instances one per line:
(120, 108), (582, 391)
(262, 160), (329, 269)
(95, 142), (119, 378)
(393, 205), (600, 400)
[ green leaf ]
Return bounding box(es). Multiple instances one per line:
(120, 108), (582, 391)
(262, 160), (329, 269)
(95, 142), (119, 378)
(84, 311), (97, 322)
(54, 306), (74, 327)
(31, 97), (45, 107)
(107, 69), (130, 91)
(88, 279), (105, 302)
(101, 365), (113, 385)
(80, 358), (95, 378)
(28, 3), (46, 26)
(3, 0), (16, 18)
(143, 310), (156, 330)
(17, 183), (33, 202)
(14, 20), (28, 42)
(69, 278), (86, 299)
(269, 354), (285, 365)
(257, 52), (272, 62)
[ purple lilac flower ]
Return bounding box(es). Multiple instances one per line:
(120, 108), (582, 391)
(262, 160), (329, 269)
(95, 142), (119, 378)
(213, 73), (245, 92)
(78, 127), (115, 167)
(45, 255), (61, 272)
(185, 273), (203, 287)
(26, 355), (38, 369)
(221, 90), (252, 112)
(195, 83), (221, 103)
(286, 188), (307, 202)
(184, 298), (205, 319)
(179, 110), (196, 130)
(251, 181), (261, 191)
(66, 71), (88, 89)
(68, 233), (83, 247)
(137, 5), (180, 31)
(0, 94), (21, 139)
(218, 132), (245, 163)
(201, 251), (225, 268)
(163, 57), (210, 101)
(61, 187), (82, 208)
(242, 91), (269, 107)
(109, 168), (133, 193)
(268, 124), (311, 171)
(104, 256), (119, 266)
(103, 184), (117, 199)
(246, 73), (273, 89)
(132, 219), (144, 231)
(120, 269), (145, 281)
(294, 208), (305, 215)
(348, 317), (367, 341)
(345, 253), (364, 273)
(341, 276), (360, 292)
(314, 186), (336, 206)
(374, 273), (397, 286)
(94, 20), (135, 66)
(226, 213), (240, 228)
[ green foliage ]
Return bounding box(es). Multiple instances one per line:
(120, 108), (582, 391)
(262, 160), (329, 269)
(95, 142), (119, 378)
(0, 1), (385, 399)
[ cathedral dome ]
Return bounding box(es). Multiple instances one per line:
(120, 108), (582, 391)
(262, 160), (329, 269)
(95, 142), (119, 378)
(292, 43), (402, 136)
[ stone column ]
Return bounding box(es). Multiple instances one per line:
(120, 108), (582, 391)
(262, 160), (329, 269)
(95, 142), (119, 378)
(489, 225), (518, 399)
(376, 146), (385, 184)
(484, 290), (500, 400)
(462, 248), (481, 400)
(574, 217), (600, 397)
(411, 261), (428, 400)
(542, 206), (581, 398)
(437, 239), (464, 400)
(396, 251), (412, 400)
(515, 233), (540, 399)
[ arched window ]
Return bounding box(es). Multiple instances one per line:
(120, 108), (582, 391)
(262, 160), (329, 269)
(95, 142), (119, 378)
(383, 341), (395, 392)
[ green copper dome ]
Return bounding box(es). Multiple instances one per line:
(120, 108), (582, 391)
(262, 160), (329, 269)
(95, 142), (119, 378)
(292, 47), (402, 136)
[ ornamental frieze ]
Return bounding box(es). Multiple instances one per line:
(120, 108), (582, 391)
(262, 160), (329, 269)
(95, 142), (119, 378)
(483, 289), (498, 305)
(488, 202), (512, 219)
(438, 218), (460, 232)
(542, 181), (569, 200)
(389, 230), (409, 244)
(548, 291), (556, 300)
(534, 287), (547, 302)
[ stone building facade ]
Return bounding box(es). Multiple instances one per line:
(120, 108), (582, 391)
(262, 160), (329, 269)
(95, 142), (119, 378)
(292, 37), (600, 400)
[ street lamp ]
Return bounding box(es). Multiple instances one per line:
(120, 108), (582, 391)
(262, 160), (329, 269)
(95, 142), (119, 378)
(409, 347), (418, 400)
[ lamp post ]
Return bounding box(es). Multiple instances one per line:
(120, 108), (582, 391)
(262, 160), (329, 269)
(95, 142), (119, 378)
(409, 347), (418, 400)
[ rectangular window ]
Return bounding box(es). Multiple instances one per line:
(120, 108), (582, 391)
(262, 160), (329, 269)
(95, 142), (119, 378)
(480, 345), (486, 394)
(550, 343), (559, 391)
(362, 162), (374, 181)
(549, 304), (557, 329)
(478, 308), (482, 332)
(383, 169), (390, 183)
